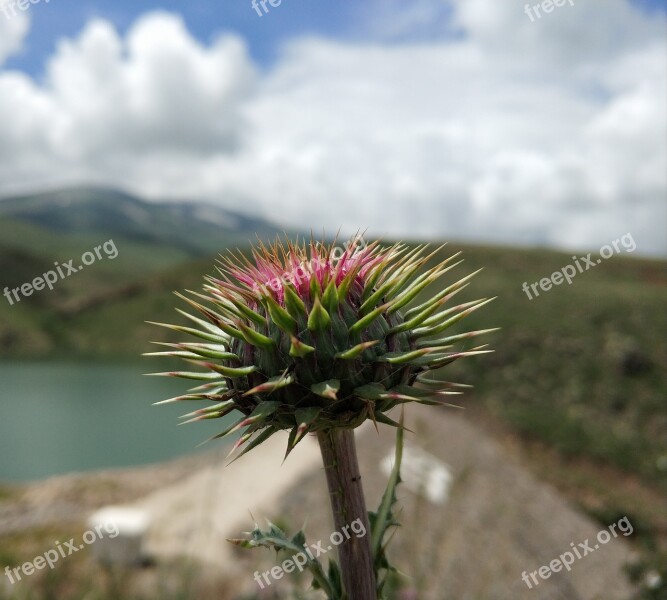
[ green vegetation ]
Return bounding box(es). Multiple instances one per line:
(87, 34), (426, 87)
(1, 196), (665, 598)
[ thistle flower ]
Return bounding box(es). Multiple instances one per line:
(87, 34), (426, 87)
(146, 236), (495, 459)
(146, 235), (496, 600)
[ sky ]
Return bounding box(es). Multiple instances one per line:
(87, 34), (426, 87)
(0, 0), (665, 255)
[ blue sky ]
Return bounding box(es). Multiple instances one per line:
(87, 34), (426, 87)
(8, 0), (665, 75)
(0, 0), (665, 255)
(6, 0), (359, 76)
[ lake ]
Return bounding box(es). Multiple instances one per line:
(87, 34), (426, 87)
(0, 362), (236, 482)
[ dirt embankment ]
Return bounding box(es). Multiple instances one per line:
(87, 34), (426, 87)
(0, 408), (638, 599)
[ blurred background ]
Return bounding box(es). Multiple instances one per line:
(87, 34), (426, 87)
(0, 1), (665, 599)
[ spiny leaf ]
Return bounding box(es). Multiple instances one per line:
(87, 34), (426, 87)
(237, 322), (275, 347)
(378, 348), (436, 365)
(307, 296), (331, 332)
(265, 295), (297, 335)
(335, 340), (378, 360)
(414, 327), (500, 348)
(173, 304), (226, 335)
(418, 298), (487, 329)
(152, 391), (232, 405)
(414, 375), (473, 389)
(311, 380), (340, 400)
(146, 321), (228, 344)
(284, 284), (307, 319)
(386, 258), (463, 314)
(289, 335), (316, 358)
(372, 413), (403, 558)
(413, 297), (496, 338)
(321, 278), (339, 314)
(204, 401), (280, 443)
(286, 407), (323, 455)
(403, 267), (483, 319)
(227, 522), (334, 597)
(243, 374), (295, 396)
(178, 405), (236, 425)
(295, 406), (323, 428)
(226, 426), (277, 463)
(348, 303), (387, 335)
(145, 371), (223, 381)
(150, 342), (240, 362)
(190, 361), (258, 378)
(179, 400), (236, 420)
(388, 285), (469, 334)
(309, 272), (322, 301)
(374, 412), (411, 430)
(417, 348), (494, 369)
(353, 383), (385, 400)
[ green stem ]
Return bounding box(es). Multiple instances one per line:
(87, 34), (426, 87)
(317, 428), (376, 600)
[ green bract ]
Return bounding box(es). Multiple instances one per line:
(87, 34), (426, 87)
(146, 237), (496, 459)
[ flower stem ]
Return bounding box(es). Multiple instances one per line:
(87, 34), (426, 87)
(317, 428), (376, 600)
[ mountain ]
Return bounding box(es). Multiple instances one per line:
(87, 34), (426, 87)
(0, 186), (288, 263)
(0, 185), (295, 354)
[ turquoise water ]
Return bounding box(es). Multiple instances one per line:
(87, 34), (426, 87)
(0, 362), (235, 482)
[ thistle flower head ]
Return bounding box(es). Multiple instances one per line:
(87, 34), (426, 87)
(146, 236), (496, 459)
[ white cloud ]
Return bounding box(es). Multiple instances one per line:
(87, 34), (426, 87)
(0, 2), (665, 255)
(0, 12), (256, 187)
(0, 9), (30, 65)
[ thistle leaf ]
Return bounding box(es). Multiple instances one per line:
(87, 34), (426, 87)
(403, 267), (483, 319)
(335, 340), (378, 360)
(237, 322), (275, 347)
(289, 336), (316, 357)
(146, 321), (228, 344)
(194, 361), (258, 378)
(265, 295), (297, 335)
(353, 383), (385, 400)
(321, 278), (339, 314)
(379, 348), (435, 365)
(243, 374), (295, 396)
(311, 380), (340, 400)
(371, 413), (404, 585)
(307, 296), (331, 332)
(413, 297), (496, 338)
(227, 426), (277, 463)
(348, 304), (387, 335)
(179, 345), (239, 361)
(284, 284), (307, 319)
(145, 371), (223, 381)
(414, 327), (500, 349)
(179, 400), (236, 419)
